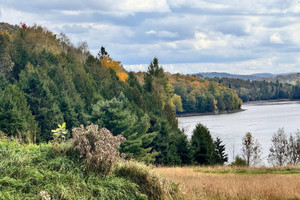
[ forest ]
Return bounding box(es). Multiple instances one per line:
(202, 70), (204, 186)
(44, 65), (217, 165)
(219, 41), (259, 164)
(0, 23), (235, 166)
(169, 74), (242, 113)
(207, 77), (300, 102)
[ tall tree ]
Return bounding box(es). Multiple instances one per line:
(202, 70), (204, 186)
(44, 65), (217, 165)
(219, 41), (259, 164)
(191, 123), (215, 165)
(268, 128), (288, 166)
(0, 84), (38, 141)
(91, 94), (136, 136)
(241, 132), (262, 166)
(287, 131), (300, 165)
(17, 63), (64, 141)
(213, 137), (228, 165)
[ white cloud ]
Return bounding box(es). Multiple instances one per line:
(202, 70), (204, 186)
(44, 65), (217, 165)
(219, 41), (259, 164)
(1, 0), (300, 74)
(269, 33), (283, 44)
(117, 0), (170, 13)
(146, 30), (156, 35)
(146, 30), (178, 38)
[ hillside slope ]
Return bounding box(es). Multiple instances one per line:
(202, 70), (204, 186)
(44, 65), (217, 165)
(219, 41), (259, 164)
(0, 138), (182, 199)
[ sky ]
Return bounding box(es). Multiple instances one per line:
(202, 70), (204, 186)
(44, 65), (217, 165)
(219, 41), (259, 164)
(1, 0), (300, 74)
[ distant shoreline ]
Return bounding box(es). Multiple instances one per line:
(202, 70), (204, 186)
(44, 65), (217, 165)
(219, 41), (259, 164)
(176, 109), (245, 117)
(177, 99), (300, 117)
(242, 98), (299, 104)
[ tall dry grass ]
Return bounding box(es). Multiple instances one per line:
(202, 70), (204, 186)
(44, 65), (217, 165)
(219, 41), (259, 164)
(156, 166), (300, 200)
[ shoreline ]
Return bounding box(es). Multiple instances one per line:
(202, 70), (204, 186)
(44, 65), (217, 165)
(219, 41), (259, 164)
(176, 109), (245, 117)
(177, 99), (300, 117)
(242, 98), (295, 104)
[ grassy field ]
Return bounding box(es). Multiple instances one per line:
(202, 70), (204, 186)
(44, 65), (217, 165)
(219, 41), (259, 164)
(156, 166), (300, 200)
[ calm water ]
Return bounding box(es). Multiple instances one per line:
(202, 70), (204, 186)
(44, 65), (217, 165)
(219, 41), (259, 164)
(178, 101), (300, 164)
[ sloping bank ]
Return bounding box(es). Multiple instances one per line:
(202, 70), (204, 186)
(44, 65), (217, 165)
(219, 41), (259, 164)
(0, 139), (183, 200)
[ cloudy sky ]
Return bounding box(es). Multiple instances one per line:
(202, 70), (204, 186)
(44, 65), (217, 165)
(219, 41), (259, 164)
(1, 0), (300, 74)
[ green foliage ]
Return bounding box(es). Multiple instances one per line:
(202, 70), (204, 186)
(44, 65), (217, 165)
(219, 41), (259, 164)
(209, 77), (297, 101)
(0, 84), (38, 142)
(51, 122), (68, 142)
(191, 123), (215, 165)
(213, 137), (228, 165)
(91, 94), (136, 136)
(121, 132), (158, 164)
(191, 123), (228, 165)
(230, 156), (248, 166)
(17, 64), (64, 141)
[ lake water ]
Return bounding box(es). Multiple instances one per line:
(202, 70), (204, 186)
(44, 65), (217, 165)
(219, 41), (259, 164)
(178, 101), (300, 164)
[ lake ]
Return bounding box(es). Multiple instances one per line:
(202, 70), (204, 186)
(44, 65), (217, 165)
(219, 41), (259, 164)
(178, 101), (300, 164)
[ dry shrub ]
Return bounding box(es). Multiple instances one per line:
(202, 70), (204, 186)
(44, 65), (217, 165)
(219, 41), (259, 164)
(72, 124), (126, 176)
(116, 161), (184, 200)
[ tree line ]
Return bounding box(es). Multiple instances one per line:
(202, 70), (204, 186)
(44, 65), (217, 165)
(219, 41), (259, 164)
(207, 77), (300, 102)
(233, 129), (300, 166)
(169, 74), (242, 113)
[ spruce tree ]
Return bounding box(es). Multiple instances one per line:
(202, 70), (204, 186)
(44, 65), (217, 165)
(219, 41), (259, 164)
(213, 137), (228, 165)
(17, 64), (64, 141)
(0, 84), (38, 141)
(91, 94), (136, 136)
(191, 123), (215, 165)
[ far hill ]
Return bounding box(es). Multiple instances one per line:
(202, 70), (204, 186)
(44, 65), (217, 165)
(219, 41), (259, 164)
(262, 73), (300, 85)
(194, 72), (276, 81)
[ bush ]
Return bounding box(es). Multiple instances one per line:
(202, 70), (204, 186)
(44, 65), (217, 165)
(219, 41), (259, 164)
(231, 156), (248, 166)
(72, 124), (126, 176)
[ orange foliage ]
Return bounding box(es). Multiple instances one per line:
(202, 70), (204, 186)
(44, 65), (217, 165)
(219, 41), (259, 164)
(101, 56), (122, 72)
(0, 30), (8, 35)
(117, 72), (128, 82)
(101, 56), (128, 82)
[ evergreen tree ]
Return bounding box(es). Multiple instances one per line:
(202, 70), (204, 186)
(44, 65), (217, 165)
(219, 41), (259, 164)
(152, 121), (182, 165)
(91, 94), (136, 136)
(17, 63), (64, 141)
(191, 123), (215, 165)
(173, 131), (192, 165)
(0, 84), (38, 141)
(213, 137), (228, 165)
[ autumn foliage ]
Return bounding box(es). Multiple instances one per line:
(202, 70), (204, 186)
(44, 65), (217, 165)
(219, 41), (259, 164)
(100, 56), (128, 82)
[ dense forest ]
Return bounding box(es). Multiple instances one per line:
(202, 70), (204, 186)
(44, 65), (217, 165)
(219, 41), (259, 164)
(206, 77), (300, 101)
(169, 74), (242, 113)
(0, 23), (232, 166)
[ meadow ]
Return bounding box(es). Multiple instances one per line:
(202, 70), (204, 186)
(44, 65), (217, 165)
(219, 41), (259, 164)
(156, 165), (300, 200)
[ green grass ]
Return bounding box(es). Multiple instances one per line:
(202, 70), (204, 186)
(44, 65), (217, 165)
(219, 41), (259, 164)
(0, 139), (182, 200)
(193, 166), (300, 175)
